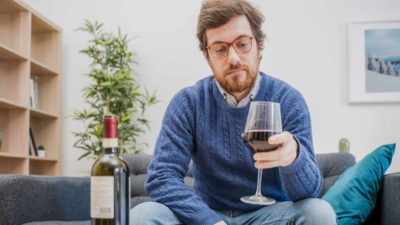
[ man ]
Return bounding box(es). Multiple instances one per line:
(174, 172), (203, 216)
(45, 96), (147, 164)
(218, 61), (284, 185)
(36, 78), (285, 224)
(130, 0), (337, 224)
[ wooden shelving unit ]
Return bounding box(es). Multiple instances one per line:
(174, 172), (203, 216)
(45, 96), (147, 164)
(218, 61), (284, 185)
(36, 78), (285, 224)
(0, 0), (61, 175)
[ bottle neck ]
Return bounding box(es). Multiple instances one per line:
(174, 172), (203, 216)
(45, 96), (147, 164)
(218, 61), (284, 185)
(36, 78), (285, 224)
(103, 138), (119, 155)
(103, 146), (119, 155)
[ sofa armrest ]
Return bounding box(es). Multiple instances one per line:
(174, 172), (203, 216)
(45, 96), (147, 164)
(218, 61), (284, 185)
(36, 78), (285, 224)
(379, 172), (400, 225)
(0, 175), (90, 225)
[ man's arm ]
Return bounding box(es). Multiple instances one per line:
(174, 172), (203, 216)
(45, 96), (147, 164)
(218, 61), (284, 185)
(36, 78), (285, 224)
(146, 91), (223, 225)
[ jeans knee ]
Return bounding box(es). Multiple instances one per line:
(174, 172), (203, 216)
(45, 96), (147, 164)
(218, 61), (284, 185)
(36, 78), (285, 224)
(130, 201), (180, 225)
(295, 198), (337, 225)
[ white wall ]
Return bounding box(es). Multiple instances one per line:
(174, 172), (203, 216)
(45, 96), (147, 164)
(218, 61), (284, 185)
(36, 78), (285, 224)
(22, 0), (400, 176)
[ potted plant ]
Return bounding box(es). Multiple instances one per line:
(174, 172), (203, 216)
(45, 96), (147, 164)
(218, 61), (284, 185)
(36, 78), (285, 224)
(72, 20), (158, 160)
(37, 145), (46, 157)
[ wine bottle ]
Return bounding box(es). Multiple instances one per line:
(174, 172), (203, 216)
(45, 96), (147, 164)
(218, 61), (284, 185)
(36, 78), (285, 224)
(91, 115), (130, 225)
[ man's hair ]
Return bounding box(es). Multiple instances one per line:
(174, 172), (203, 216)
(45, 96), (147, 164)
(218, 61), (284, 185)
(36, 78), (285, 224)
(197, 0), (265, 54)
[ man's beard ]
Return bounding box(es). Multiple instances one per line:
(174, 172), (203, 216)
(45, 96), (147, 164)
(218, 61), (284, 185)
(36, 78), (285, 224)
(215, 62), (258, 93)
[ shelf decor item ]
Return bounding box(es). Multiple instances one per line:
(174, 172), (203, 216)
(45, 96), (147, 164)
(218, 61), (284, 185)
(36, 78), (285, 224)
(339, 138), (350, 153)
(37, 145), (45, 157)
(72, 20), (158, 160)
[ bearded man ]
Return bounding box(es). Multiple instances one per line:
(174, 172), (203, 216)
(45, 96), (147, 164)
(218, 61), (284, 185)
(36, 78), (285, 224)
(130, 1), (337, 225)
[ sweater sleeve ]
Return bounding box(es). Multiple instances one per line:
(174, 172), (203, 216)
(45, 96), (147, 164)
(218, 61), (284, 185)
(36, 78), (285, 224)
(278, 89), (323, 201)
(145, 91), (222, 225)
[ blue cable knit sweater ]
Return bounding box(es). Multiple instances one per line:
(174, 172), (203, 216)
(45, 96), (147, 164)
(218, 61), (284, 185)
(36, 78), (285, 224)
(146, 72), (323, 225)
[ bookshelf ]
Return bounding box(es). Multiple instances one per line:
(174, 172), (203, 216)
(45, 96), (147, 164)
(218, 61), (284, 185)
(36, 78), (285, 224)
(0, 0), (61, 175)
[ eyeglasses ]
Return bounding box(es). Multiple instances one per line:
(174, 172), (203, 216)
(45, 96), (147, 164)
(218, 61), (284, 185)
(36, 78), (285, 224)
(206, 36), (253, 59)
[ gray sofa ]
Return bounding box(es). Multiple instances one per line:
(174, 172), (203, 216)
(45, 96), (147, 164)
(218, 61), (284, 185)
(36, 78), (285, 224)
(0, 153), (399, 225)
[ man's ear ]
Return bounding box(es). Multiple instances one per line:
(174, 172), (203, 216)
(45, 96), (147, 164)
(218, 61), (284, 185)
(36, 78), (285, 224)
(258, 46), (264, 60)
(202, 50), (209, 59)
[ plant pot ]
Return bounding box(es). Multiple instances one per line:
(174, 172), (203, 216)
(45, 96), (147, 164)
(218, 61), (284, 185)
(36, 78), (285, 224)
(37, 149), (45, 157)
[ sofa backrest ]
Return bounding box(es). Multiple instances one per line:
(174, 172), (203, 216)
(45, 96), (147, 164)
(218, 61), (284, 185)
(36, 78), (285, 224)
(123, 152), (356, 206)
(0, 175), (90, 225)
(316, 152), (356, 196)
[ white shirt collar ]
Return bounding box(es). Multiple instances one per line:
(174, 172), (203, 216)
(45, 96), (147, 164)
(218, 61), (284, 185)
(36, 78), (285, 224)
(215, 73), (261, 108)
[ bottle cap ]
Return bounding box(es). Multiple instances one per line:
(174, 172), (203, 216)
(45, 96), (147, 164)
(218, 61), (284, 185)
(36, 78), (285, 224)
(103, 115), (118, 138)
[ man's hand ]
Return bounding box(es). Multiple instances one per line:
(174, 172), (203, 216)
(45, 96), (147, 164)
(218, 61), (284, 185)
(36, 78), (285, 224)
(214, 221), (227, 225)
(253, 131), (298, 169)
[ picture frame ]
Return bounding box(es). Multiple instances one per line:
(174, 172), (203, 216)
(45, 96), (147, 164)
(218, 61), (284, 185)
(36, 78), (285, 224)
(348, 20), (400, 103)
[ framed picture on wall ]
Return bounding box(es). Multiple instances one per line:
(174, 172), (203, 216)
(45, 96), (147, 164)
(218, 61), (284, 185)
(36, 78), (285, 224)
(348, 20), (400, 103)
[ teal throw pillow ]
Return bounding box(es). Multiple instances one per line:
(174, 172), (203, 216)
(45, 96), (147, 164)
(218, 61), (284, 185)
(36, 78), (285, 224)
(322, 143), (396, 225)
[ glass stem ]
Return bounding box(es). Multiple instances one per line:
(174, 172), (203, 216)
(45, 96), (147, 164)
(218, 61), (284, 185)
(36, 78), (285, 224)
(255, 168), (263, 196)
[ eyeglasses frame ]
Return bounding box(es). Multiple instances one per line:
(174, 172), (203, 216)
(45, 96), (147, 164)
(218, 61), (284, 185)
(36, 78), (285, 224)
(206, 35), (254, 59)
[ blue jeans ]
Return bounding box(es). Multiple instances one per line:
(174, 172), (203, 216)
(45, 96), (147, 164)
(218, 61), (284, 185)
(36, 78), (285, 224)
(130, 198), (337, 225)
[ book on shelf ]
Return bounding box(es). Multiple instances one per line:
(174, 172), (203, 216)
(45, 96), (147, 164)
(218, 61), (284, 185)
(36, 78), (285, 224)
(29, 76), (40, 109)
(29, 138), (34, 156)
(29, 128), (38, 156)
(29, 78), (34, 107)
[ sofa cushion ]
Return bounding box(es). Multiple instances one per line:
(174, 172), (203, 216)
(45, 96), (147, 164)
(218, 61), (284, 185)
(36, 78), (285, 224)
(322, 143), (396, 225)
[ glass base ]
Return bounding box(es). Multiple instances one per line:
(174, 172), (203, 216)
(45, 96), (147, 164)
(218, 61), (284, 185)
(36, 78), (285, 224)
(240, 195), (276, 205)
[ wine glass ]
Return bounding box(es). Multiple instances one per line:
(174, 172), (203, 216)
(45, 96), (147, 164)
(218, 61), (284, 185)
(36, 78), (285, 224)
(241, 101), (282, 205)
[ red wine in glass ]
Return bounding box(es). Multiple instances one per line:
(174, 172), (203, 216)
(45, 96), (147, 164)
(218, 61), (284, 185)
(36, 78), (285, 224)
(242, 130), (281, 152)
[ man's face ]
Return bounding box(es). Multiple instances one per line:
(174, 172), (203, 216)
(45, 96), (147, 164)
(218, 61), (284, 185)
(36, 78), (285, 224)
(205, 15), (261, 95)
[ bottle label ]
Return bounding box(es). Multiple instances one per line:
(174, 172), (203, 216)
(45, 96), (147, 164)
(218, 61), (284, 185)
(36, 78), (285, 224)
(103, 138), (118, 148)
(91, 176), (114, 219)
